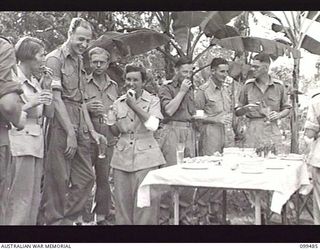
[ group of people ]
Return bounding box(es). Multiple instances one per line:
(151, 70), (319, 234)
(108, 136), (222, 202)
(1, 16), (320, 225)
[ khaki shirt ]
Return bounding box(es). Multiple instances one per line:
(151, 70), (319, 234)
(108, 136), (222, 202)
(110, 90), (166, 172)
(46, 43), (86, 103)
(9, 66), (44, 158)
(237, 77), (291, 118)
(84, 73), (119, 145)
(305, 94), (320, 167)
(195, 77), (232, 117)
(158, 77), (196, 123)
(0, 37), (22, 99)
(84, 73), (118, 117)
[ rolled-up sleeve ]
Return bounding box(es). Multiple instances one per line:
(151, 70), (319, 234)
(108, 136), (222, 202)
(148, 96), (163, 120)
(46, 56), (63, 92)
(305, 101), (320, 132)
(235, 86), (247, 109)
(158, 85), (173, 111)
(280, 85), (291, 111)
(0, 39), (22, 98)
(195, 89), (206, 110)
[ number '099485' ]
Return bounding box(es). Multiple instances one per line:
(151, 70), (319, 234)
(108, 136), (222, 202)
(300, 244), (318, 248)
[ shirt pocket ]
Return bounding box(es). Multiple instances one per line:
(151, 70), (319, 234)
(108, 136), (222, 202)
(135, 137), (160, 151)
(61, 65), (78, 90)
(206, 92), (223, 115)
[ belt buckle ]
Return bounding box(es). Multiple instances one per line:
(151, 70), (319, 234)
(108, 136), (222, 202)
(99, 117), (104, 124)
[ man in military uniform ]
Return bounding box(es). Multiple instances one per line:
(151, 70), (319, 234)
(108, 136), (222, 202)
(304, 92), (320, 224)
(84, 47), (119, 224)
(235, 53), (291, 151)
(41, 18), (106, 225)
(158, 57), (196, 223)
(235, 53), (291, 222)
(0, 36), (26, 225)
(195, 57), (233, 155)
(158, 57), (196, 165)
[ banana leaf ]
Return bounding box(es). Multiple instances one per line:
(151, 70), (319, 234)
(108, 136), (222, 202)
(171, 11), (242, 53)
(212, 36), (301, 59)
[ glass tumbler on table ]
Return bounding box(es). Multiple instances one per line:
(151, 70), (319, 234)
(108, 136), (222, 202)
(176, 143), (185, 165)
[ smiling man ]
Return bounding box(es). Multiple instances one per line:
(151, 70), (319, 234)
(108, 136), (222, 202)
(40, 18), (106, 225)
(235, 53), (291, 151)
(195, 57), (233, 155)
(84, 47), (119, 225)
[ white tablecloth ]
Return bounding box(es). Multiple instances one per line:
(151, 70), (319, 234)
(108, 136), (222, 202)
(137, 158), (310, 214)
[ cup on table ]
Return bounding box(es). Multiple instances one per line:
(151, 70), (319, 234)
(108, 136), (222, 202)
(176, 143), (185, 165)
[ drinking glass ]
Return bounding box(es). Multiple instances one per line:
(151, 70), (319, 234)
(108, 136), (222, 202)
(176, 143), (185, 165)
(97, 137), (106, 159)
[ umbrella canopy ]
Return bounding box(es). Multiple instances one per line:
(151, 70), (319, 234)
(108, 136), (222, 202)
(86, 29), (171, 62)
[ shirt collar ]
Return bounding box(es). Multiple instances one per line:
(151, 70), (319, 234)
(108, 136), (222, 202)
(61, 43), (82, 61)
(87, 73), (113, 91)
(15, 65), (40, 91)
(139, 90), (152, 103)
(254, 76), (275, 86)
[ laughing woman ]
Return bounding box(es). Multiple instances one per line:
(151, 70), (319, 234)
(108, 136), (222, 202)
(109, 64), (166, 225)
(5, 37), (54, 225)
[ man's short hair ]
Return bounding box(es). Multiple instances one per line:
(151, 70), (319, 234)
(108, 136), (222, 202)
(210, 58), (228, 69)
(88, 47), (111, 60)
(68, 17), (92, 36)
(15, 36), (44, 62)
(174, 57), (192, 68)
(253, 53), (271, 64)
(125, 64), (147, 82)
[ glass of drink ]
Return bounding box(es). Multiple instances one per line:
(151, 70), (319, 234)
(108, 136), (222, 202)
(97, 137), (106, 159)
(176, 143), (185, 165)
(264, 106), (272, 124)
(104, 106), (116, 126)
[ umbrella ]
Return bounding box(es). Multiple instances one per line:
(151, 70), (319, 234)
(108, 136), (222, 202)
(86, 29), (171, 62)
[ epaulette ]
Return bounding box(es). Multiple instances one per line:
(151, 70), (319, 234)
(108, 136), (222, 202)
(0, 36), (11, 44)
(312, 92), (320, 98)
(244, 78), (255, 85)
(162, 80), (173, 85)
(117, 94), (127, 102)
(198, 81), (210, 91)
(272, 79), (283, 85)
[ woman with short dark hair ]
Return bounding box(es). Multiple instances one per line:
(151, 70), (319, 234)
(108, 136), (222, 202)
(5, 36), (54, 225)
(109, 64), (166, 224)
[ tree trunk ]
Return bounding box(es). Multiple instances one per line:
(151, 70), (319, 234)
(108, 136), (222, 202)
(163, 12), (175, 79)
(290, 57), (300, 153)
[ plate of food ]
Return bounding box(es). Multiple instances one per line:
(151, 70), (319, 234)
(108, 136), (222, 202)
(279, 153), (304, 161)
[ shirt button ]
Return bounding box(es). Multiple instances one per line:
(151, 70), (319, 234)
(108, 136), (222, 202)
(130, 142), (133, 145)
(131, 119), (134, 122)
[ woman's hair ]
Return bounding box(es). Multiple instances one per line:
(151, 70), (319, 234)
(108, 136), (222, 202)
(68, 17), (92, 36)
(125, 64), (147, 82)
(15, 36), (45, 62)
(88, 46), (110, 60)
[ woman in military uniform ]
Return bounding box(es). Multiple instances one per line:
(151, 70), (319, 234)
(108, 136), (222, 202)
(109, 64), (166, 225)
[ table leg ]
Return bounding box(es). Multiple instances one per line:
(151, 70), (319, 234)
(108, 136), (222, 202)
(222, 190), (227, 224)
(173, 187), (179, 225)
(281, 203), (288, 225)
(255, 191), (262, 225)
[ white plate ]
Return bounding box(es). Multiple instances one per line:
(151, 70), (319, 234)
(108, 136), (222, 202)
(181, 163), (209, 170)
(241, 170), (264, 174)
